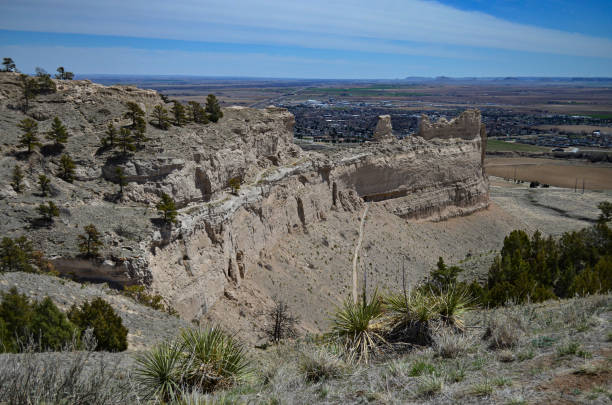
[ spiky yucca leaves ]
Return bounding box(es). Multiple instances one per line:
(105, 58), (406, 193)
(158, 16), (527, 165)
(135, 341), (184, 402)
(384, 289), (440, 345)
(329, 291), (386, 363)
(437, 286), (473, 331)
(180, 327), (250, 392)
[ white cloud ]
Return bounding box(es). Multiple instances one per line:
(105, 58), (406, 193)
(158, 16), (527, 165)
(1, 0), (611, 58)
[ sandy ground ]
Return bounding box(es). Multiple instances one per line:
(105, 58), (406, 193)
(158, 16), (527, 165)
(206, 178), (611, 340)
(486, 157), (612, 190)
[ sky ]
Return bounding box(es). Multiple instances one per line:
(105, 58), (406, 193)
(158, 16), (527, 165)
(0, 0), (611, 78)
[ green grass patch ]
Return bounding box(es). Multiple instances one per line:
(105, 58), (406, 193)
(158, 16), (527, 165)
(486, 139), (547, 153)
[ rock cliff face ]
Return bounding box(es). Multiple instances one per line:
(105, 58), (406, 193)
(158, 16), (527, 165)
(0, 73), (488, 329)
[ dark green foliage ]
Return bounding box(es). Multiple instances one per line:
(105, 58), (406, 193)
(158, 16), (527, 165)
(19, 74), (37, 112)
(156, 193), (178, 224)
(205, 94), (223, 122)
(124, 102), (147, 147)
(117, 127), (135, 156)
(54, 66), (74, 80)
(46, 116), (69, 146)
(187, 101), (209, 124)
(0, 288), (33, 352)
(478, 219), (612, 307)
(58, 154), (76, 182)
(171, 101), (187, 126)
(78, 224), (103, 258)
(2, 57), (16, 72)
(598, 201), (612, 224)
(34, 68), (56, 94)
(0, 237), (35, 273)
(38, 175), (51, 196)
(115, 167), (126, 194)
(102, 123), (117, 147)
(152, 104), (170, 129)
(30, 297), (77, 351)
(68, 297), (128, 352)
(427, 257), (463, 292)
(0, 289), (76, 353)
(11, 165), (24, 193)
(37, 201), (59, 223)
(18, 117), (41, 153)
(124, 101), (145, 127)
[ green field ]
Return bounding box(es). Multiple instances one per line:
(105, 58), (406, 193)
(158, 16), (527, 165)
(304, 87), (428, 97)
(586, 113), (612, 120)
(486, 139), (548, 153)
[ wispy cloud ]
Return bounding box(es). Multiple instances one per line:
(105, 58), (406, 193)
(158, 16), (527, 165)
(1, 0), (611, 58)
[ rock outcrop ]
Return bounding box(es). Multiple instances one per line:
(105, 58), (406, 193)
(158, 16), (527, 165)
(0, 72), (488, 331)
(373, 114), (394, 142)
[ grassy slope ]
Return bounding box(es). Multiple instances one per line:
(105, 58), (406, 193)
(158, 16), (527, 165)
(206, 294), (611, 404)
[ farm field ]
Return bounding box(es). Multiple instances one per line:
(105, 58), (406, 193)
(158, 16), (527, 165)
(486, 139), (549, 153)
(485, 157), (612, 190)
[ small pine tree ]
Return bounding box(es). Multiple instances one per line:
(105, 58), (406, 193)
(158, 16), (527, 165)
(37, 201), (59, 223)
(58, 154), (76, 182)
(115, 167), (126, 195)
(68, 297), (128, 352)
(152, 104), (170, 129)
(46, 117), (69, 146)
(171, 101), (187, 126)
(156, 193), (178, 224)
(54, 66), (74, 80)
(38, 175), (51, 196)
(34, 68), (56, 94)
(205, 94), (223, 123)
(2, 57), (16, 72)
(133, 122), (148, 148)
(0, 237), (35, 273)
(117, 127), (135, 156)
(18, 118), (41, 153)
(187, 101), (209, 124)
(20, 74), (37, 113)
(103, 123), (117, 147)
(78, 224), (103, 258)
(124, 102), (145, 128)
(598, 201), (612, 223)
(11, 165), (24, 193)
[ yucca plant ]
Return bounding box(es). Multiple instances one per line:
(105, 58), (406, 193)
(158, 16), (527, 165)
(180, 327), (250, 392)
(135, 341), (184, 402)
(384, 289), (440, 345)
(437, 286), (473, 331)
(329, 290), (386, 363)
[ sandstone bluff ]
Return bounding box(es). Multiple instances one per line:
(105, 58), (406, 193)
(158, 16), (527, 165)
(0, 74), (488, 337)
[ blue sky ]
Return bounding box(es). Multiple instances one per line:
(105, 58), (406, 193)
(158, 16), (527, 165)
(1, 0), (611, 78)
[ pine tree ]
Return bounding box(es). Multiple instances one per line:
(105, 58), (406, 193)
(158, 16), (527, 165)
(37, 201), (59, 223)
(2, 57), (16, 72)
(156, 193), (178, 224)
(17, 117), (41, 153)
(58, 154), (76, 182)
(124, 102), (145, 128)
(115, 167), (126, 195)
(46, 117), (69, 146)
(205, 94), (223, 123)
(38, 175), (51, 196)
(0, 237), (35, 273)
(0, 287), (34, 351)
(54, 66), (74, 80)
(78, 224), (103, 258)
(19, 74), (37, 113)
(187, 101), (208, 124)
(117, 127), (135, 156)
(152, 104), (170, 129)
(171, 101), (187, 126)
(133, 122), (148, 148)
(11, 165), (24, 193)
(229, 177), (241, 194)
